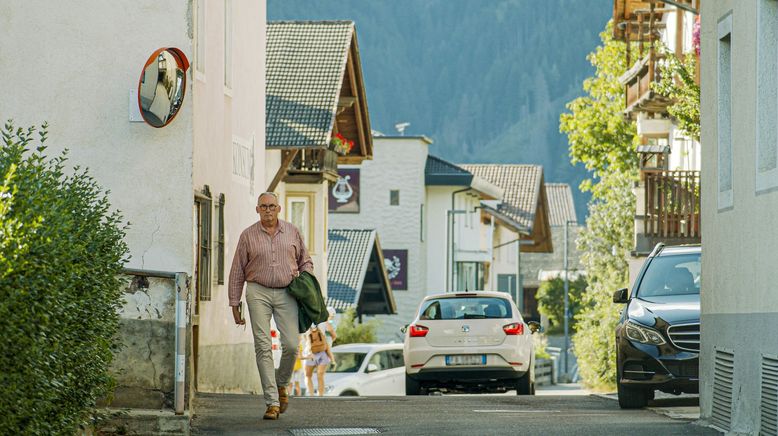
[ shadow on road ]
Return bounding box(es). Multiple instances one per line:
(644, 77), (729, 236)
(648, 396), (699, 408)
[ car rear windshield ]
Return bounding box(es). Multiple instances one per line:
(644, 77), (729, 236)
(327, 352), (366, 373)
(418, 296), (512, 320)
(636, 253), (701, 297)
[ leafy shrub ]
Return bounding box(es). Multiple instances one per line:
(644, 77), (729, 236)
(334, 308), (380, 345)
(536, 276), (588, 335)
(571, 171), (634, 391)
(0, 121), (129, 434)
(533, 333), (551, 360)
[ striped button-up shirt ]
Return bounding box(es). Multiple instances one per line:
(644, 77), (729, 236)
(228, 219), (313, 306)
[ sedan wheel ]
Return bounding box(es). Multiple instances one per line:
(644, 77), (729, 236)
(515, 372), (533, 395)
(405, 374), (422, 395)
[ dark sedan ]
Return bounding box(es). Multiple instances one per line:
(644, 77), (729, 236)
(613, 244), (700, 409)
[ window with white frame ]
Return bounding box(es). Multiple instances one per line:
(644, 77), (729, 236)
(224, 0), (232, 90)
(717, 13), (733, 210)
(757, 0), (778, 192)
(196, 0), (206, 76)
(287, 195), (313, 252)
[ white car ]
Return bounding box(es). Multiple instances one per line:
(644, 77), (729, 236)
(403, 291), (539, 395)
(323, 343), (405, 396)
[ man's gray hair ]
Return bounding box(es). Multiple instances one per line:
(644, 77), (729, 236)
(257, 192), (279, 204)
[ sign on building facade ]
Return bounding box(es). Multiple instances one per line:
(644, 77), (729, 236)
(329, 168), (360, 213)
(382, 249), (408, 290)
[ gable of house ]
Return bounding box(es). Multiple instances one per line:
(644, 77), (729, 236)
(266, 21), (372, 162)
(462, 164), (553, 253)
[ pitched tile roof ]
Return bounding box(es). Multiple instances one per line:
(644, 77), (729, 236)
(461, 164), (543, 231)
(426, 155), (471, 176)
(546, 183), (578, 226)
(327, 229), (373, 312)
(266, 21), (354, 148)
(327, 228), (396, 315)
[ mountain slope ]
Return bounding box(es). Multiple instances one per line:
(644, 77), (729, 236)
(268, 0), (611, 220)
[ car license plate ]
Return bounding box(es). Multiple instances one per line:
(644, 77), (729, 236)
(445, 355), (486, 366)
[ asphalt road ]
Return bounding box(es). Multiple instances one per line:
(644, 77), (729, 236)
(191, 387), (717, 436)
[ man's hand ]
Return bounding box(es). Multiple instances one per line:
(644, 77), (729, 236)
(232, 306), (245, 325)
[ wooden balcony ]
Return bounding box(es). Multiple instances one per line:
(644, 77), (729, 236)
(621, 52), (671, 115)
(283, 148), (340, 184)
(635, 170), (700, 252)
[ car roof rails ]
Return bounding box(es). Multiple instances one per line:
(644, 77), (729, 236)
(648, 242), (665, 258)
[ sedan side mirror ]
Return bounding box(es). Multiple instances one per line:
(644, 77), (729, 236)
(612, 288), (629, 304)
(400, 325), (408, 334)
(366, 363), (379, 373)
(527, 321), (541, 334)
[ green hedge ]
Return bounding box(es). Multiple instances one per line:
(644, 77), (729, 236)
(0, 122), (129, 434)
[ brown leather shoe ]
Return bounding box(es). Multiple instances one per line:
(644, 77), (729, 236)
(263, 405), (280, 420)
(278, 386), (289, 413)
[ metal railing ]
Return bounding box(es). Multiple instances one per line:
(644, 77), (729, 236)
(643, 170), (701, 239)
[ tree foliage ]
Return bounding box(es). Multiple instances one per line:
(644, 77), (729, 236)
(536, 276), (588, 334)
(0, 121), (129, 434)
(559, 22), (638, 391)
(652, 51), (700, 141)
(560, 24), (638, 185)
(334, 308), (380, 345)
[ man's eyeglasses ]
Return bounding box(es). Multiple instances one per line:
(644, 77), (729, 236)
(258, 204), (278, 211)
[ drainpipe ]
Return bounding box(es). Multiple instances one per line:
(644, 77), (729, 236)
(489, 215), (495, 290)
(174, 272), (190, 415)
(447, 188), (470, 291)
(122, 268), (190, 415)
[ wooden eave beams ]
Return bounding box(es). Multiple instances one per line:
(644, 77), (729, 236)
(346, 49), (367, 159)
(331, 33), (373, 165)
(267, 149), (299, 192)
(520, 179), (554, 254)
(333, 32), (373, 166)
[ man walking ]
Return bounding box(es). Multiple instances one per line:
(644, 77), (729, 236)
(229, 192), (313, 420)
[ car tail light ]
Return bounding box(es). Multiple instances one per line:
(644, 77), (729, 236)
(409, 324), (429, 337)
(503, 323), (524, 335)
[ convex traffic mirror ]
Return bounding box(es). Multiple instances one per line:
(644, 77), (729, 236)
(137, 48), (189, 128)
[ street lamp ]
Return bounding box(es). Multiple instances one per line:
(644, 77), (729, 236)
(562, 219), (576, 382)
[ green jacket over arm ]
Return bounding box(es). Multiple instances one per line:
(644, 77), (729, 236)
(287, 271), (328, 333)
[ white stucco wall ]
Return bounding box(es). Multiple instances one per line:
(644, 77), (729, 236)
(0, 1), (195, 273)
(700, 0), (778, 316)
(700, 1), (778, 433)
(425, 186), (457, 293)
(192, 0), (268, 393)
(329, 137), (429, 342)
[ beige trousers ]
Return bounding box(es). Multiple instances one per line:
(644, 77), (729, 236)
(245, 282), (300, 407)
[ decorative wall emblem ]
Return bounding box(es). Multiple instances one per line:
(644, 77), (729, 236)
(332, 175), (353, 203)
(385, 255), (401, 279)
(329, 168), (360, 213)
(382, 249), (408, 290)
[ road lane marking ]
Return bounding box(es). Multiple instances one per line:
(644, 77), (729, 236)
(472, 409), (562, 413)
